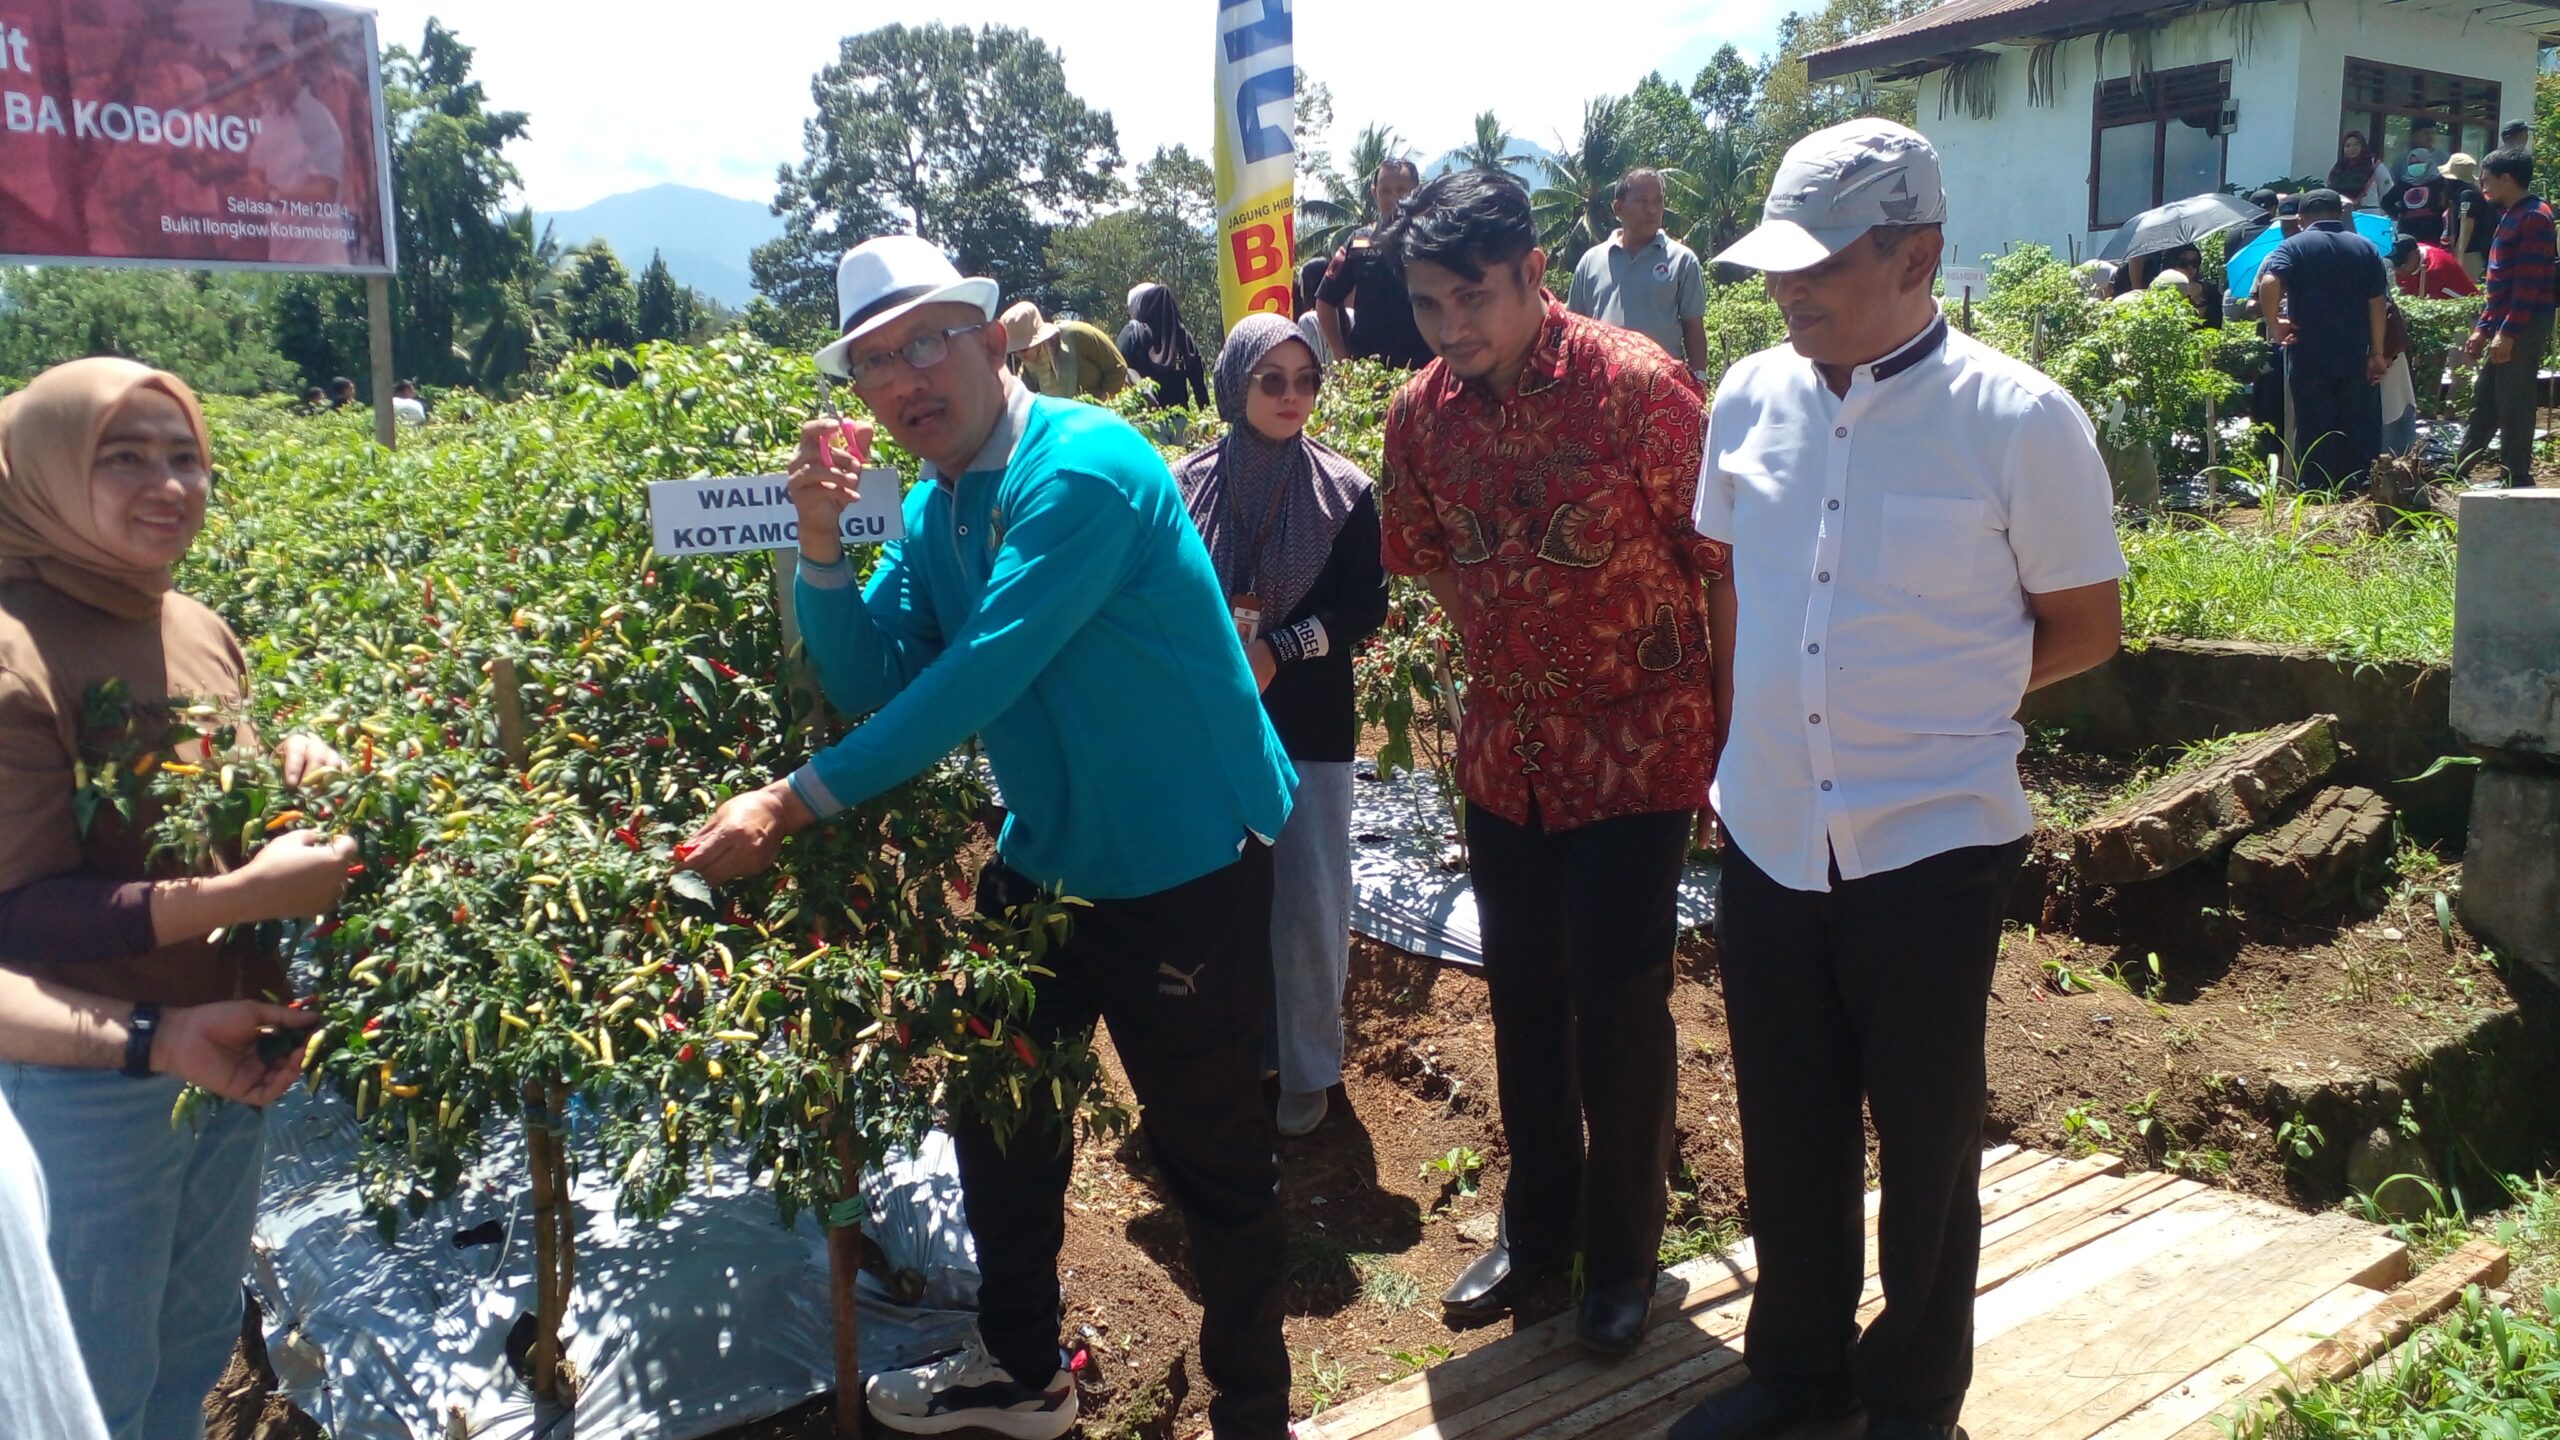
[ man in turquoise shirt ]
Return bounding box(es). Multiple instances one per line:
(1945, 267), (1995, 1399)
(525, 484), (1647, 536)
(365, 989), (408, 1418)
(678, 235), (1297, 1440)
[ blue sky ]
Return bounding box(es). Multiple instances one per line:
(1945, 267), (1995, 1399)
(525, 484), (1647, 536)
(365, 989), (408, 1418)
(362, 1), (1789, 212)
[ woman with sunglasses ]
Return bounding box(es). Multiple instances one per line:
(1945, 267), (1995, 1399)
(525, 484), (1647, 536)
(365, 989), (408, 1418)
(1174, 315), (1389, 1137)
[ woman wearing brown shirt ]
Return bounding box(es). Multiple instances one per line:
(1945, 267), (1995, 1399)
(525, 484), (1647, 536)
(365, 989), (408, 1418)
(0, 358), (356, 1440)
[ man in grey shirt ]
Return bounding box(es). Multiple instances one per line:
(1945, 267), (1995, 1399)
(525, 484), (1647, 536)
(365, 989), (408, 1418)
(1567, 168), (1710, 377)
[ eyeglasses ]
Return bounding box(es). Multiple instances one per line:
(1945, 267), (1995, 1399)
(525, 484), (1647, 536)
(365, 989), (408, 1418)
(845, 321), (994, 389)
(1246, 368), (1321, 399)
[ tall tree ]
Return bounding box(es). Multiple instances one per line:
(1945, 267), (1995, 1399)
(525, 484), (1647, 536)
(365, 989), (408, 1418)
(1691, 44), (1767, 130)
(269, 21), (539, 392)
(383, 21), (536, 385)
(1533, 97), (1638, 271)
(1626, 72), (1712, 171)
(1457, 112), (1514, 174)
(754, 23), (1123, 327)
(633, 250), (703, 343)
(557, 241), (640, 351)
(464, 209), (565, 396)
(1758, 0), (1930, 151)
(1050, 144), (1223, 346)
(1300, 123), (1411, 262)
(0, 269), (297, 394)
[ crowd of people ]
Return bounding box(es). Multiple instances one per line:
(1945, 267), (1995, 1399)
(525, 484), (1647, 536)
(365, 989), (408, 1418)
(67, 106), (2548, 1440)
(2095, 118), (2551, 499)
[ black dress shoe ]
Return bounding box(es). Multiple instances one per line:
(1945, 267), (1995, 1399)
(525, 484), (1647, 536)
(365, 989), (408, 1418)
(1669, 1376), (1861, 1440)
(1440, 1219), (1560, 1324)
(1864, 1414), (1966, 1440)
(1575, 1277), (1653, 1356)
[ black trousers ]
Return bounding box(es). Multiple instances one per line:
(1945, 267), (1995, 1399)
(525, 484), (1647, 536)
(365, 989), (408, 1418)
(1715, 837), (2029, 1427)
(955, 845), (1289, 1440)
(2285, 367), (2382, 493)
(1465, 803), (1690, 1286)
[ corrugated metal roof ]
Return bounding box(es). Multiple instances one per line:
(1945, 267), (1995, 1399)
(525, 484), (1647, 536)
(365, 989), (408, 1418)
(1809, 0), (2560, 80)
(1807, 0), (2170, 81)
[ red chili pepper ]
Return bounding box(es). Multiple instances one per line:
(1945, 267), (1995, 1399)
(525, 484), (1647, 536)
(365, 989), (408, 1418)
(453, 903), (470, 924)
(543, 703), (564, 717)
(362, 1017), (382, 1035)
(677, 1044), (695, 1063)
(894, 1021), (912, 1048)
(964, 1015), (992, 1039)
(359, 734), (374, 773)
(555, 948), (578, 970)
(1011, 1034), (1038, 1067)
(662, 1012), (686, 1033)
(345, 863), (366, 876)
(674, 841), (698, 861)
(968, 940), (992, 958)
(313, 918), (343, 939)
(423, 577), (436, 613)
(615, 828), (640, 851)
(708, 659), (741, 680)
(529, 813), (555, 830)
(643, 571), (657, 587)
(578, 682), (603, 697)
(645, 735), (671, 749)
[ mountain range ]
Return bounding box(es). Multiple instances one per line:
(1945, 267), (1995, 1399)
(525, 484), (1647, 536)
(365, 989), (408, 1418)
(533, 183), (781, 309)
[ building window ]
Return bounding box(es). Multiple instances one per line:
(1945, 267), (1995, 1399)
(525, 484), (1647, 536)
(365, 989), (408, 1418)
(2089, 62), (2231, 230)
(2341, 59), (2500, 184)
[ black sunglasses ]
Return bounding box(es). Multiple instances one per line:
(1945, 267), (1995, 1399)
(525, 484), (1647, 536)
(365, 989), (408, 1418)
(1245, 368), (1321, 399)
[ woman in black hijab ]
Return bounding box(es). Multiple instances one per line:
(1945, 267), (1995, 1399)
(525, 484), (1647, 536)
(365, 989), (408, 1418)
(1118, 282), (1211, 409)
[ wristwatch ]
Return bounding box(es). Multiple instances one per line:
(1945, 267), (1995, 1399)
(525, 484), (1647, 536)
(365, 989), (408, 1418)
(122, 1002), (162, 1079)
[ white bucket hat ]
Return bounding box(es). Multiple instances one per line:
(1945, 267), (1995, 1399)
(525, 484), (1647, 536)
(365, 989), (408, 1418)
(1715, 118), (1948, 274)
(813, 235), (1001, 380)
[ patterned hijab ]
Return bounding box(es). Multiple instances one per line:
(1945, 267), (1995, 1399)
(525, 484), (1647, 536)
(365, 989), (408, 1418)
(1179, 314), (1369, 627)
(0, 357), (210, 620)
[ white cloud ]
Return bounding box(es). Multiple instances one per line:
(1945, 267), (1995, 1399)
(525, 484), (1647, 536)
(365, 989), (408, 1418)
(364, 1), (1790, 213)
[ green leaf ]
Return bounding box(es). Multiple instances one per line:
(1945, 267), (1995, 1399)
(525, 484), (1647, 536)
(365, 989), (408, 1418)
(667, 870), (715, 908)
(2400, 754), (2484, 784)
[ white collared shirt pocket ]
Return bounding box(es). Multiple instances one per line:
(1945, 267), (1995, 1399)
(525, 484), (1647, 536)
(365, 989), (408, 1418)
(1877, 493), (1987, 597)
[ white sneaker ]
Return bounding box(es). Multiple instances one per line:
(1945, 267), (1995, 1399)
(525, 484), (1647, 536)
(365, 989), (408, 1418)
(864, 1343), (1078, 1439)
(1277, 1089), (1329, 1138)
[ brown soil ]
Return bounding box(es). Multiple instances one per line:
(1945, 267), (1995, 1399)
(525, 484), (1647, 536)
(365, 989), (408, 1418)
(205, 779), (2523, 1440)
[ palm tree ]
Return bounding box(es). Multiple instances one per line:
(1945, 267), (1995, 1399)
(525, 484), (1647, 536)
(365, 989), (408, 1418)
(1669, 124), (1767, 259)
(1532, 97), (1637, 272)
(1457, 112), (1512, 175)
(465, 209), (564, 395)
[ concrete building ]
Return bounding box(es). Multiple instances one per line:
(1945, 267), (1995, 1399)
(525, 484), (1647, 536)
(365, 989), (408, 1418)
(1809, 0), (2553, 273)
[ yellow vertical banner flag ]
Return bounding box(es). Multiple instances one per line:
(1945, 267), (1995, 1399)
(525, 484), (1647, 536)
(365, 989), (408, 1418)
(1213, 0), (1298, 332)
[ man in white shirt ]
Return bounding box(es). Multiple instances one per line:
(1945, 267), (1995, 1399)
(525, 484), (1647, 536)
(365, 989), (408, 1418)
(1672, 120), (2125, 1440)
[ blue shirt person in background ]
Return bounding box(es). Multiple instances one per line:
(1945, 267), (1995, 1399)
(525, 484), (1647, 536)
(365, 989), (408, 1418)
(677, 235), (1298, 1440)
(2255, 188), (2389, 493)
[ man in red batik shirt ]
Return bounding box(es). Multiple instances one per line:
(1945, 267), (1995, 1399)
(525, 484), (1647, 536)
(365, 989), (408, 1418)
(1376, 168), (1729, 1359)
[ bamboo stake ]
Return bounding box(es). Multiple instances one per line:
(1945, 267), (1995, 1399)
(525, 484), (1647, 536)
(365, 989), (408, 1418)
(549, 1082), (578, 1404)
(826, 1126), (866, 1438)
(523, 1081), (561, 1402)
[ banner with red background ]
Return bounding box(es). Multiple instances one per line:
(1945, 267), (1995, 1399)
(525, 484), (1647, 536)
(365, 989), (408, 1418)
(0, 0), (394, 273)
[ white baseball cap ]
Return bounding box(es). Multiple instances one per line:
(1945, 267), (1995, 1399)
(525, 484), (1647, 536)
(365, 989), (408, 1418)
(1715, 118), (1948, 274)
(814, 235), (1001, 380)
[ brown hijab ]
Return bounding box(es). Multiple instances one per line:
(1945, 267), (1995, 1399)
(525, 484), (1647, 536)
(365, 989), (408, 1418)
(0, 357), (212, 621)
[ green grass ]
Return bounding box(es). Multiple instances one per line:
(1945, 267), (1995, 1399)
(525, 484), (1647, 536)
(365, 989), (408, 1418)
(2120, 503), (2457, 666)
(1659, 1214), (1745, 1268)
(1350, 1253), (1424, 1312)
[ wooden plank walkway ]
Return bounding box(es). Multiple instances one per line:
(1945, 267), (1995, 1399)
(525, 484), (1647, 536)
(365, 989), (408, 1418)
(1297, 1148), (2511, 1440)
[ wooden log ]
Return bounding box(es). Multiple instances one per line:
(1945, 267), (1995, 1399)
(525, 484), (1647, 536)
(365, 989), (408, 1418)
(522, 1080), (562, 1403)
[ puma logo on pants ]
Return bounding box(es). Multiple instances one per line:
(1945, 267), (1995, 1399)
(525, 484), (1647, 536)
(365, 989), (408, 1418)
(1156, 961), (1205, 996)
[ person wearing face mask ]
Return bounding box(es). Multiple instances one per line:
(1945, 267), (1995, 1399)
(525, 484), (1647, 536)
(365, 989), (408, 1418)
(1677, 119), (2123, 1440)
(0, 357), (356, 1440)
(1174, 317), (1388, 1140)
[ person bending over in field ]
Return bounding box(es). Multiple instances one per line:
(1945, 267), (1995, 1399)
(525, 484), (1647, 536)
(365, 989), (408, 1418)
(0, 357), (355, 1440)
(676, 235), (1298, 1440)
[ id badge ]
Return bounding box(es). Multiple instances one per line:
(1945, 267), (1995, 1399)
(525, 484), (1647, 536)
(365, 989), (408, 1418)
(1230, 593), (1262, 645)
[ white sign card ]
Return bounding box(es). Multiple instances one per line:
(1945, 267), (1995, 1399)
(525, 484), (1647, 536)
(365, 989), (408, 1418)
(1942, 265), (1989, 296)
(646, 471), (906, 558)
